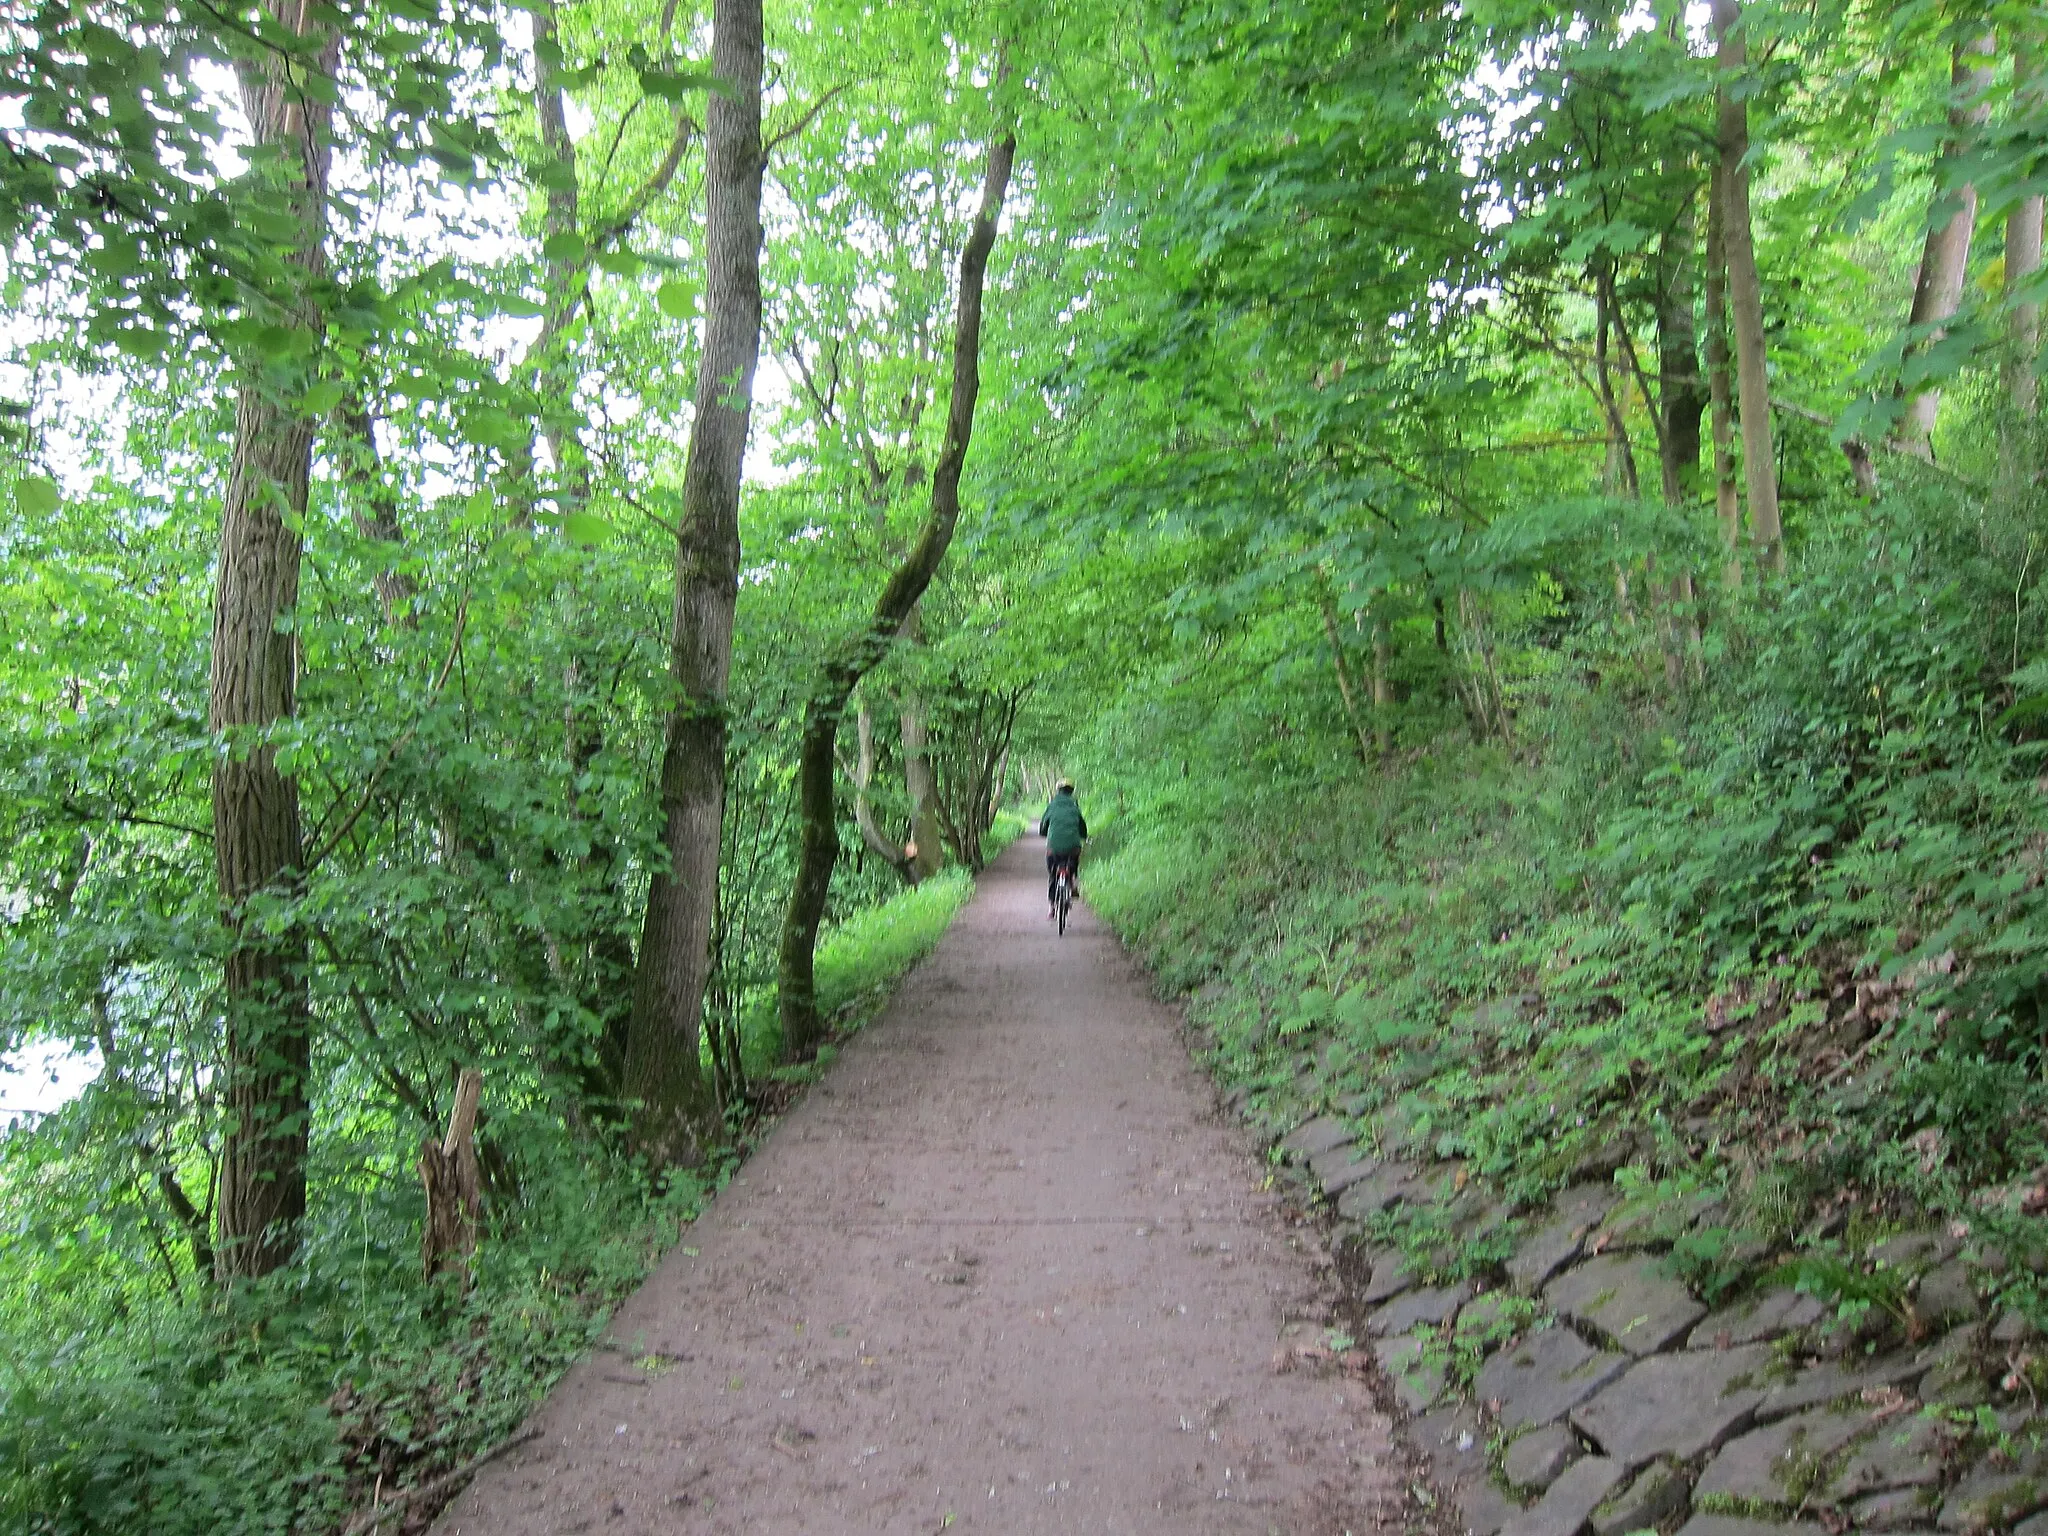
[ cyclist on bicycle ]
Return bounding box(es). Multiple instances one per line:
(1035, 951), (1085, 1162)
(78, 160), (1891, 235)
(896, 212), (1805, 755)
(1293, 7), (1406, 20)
(1039, 780), (1088, 920)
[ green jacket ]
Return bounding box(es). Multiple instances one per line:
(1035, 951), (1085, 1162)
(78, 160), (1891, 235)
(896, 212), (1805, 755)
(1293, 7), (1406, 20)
(1039, 791), (1088, 854)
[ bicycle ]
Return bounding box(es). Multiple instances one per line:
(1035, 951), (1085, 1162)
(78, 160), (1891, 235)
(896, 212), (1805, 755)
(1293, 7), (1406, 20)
(1053, 864), (1076, 935)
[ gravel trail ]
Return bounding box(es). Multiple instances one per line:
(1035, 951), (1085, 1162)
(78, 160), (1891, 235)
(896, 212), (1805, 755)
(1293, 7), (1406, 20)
(435, 834), (1397, 1534)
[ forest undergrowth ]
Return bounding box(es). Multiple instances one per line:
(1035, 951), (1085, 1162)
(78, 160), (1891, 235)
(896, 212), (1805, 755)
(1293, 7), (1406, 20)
(1082, 488), (2048, 1341)
(0, 864), (982, 1536)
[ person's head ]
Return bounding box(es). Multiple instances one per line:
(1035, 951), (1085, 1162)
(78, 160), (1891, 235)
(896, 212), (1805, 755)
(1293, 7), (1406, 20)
(1058, 780), (1075, 796)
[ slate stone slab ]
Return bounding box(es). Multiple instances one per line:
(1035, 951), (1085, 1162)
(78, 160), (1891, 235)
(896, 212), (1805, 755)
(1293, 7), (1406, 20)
(1371, 1281), (1474, 1337)
(2015, 1510), (2048, 1536)
(1674, 1518), (1828, 1536)
(1695, 1407), (1871, 1505)
(1458, 1480), (1524, 1536)
(1571, 1344), (1772, 1468)
(1591, 1458), (1688, 1536)
(1918, 1327), (1993, 1410)
(1870, 1230), (1957, 1274)
(1375, 1331), (1449, 1415)
(1505, 1423), (1585, 1494)
(1690, 1289), (1827, 1349)
(1312, 1143), (1383, 1197)
(1853, 1488), (1942, 1530)
(1508, 1185), (1621, 1294)
(1756, 1351), (1929, 1421)
(1546, 1253), (1706, 1356)
(1993, 1310), (2038, 1347)
(1500, 1455), (1626, 1536)
(1415, 1403), (1489, 1483)
(1459, 1291), (1523, 1354)
(1417, 1404), (1517, 1536)
(1363, 1245), (1418, 1304)
(1338, 1163), (1425, 1221)
(1828, 1413), (1947, 1498)
(1913, 1260), (1984, 1331)
(1938, 1454), (2048, 1532)
(1477, 1325), (1630, 1431)
(1596, 1189), (1723, 1253)
(1282, 1115), (1355, 1159)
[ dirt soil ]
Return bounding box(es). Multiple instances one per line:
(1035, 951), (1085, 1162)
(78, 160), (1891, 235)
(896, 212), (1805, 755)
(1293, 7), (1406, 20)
(434, 837), (1399, 1534)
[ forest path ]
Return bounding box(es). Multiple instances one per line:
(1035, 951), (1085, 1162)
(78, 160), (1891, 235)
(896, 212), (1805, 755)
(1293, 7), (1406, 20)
(435, 836), (1397, 1535)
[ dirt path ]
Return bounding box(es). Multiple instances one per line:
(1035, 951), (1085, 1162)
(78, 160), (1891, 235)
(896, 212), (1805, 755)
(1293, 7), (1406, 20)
(436, 837), (1398, 1534)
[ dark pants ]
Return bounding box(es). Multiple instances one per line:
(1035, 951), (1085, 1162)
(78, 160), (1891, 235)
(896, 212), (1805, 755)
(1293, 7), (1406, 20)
(1047, 850), (1079, 904)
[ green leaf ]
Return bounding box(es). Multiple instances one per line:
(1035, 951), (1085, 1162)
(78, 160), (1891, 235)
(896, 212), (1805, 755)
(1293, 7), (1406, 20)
(638, 66), (719, 101)
(563, 510), (613, 546)
(15, 476), (60, 517)
(657, 279), (696, 320)
(300, 380), (347, 416)
(542, 230), (588, 266)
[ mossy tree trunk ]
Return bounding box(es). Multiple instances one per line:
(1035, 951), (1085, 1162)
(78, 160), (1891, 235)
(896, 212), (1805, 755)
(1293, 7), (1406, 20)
(777, 130), (1016, 1060)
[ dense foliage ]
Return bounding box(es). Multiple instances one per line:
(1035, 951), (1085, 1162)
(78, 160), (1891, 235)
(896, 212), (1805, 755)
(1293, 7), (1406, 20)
(3, 0), (2045, 1525)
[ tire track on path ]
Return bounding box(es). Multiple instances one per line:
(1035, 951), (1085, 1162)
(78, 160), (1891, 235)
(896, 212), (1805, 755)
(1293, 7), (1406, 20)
(436, 835), (1399, 1534)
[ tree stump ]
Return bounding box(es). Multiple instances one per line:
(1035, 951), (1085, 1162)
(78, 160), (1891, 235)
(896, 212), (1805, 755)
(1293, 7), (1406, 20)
(419, 1067), (483, 1283)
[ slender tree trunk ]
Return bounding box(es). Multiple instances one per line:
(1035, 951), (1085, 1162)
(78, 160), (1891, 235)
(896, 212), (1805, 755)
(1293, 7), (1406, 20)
(1704, 159), (1742, 584)
(851, 695), (916, 880)
(1896, 33), (1997, 456)
(1371, 612), (1393, 756)
(334, 404), (418, 626)
(622, 0), (764, 1164)
(212, 13), (340, 1283)
(1594, 266), (1641, 499)
(1712, 0), (1781, 570)
(1317, 584), (1374, 767)
(897, 609), (942, 879)
(778, 130), (1017, 1060)
(2008, 39), (2043, 418)
(1656, 183), (1706, 505)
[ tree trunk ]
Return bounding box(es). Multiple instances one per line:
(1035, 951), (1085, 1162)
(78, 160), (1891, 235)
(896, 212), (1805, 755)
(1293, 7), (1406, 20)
(419, 1067), (483, 1284)
(2008, 38), (2043, 418)
(1371, 611), (1393, 756)
(1593, 266), (1641, 499)
(1704, 158), (1742, 584)
(1896, 33), (1997, 456)
(778, 130), (1017, 1060)
(622, 0), (764, 1165)
(1317, 584), (1373, 767)
(334, 403), (417, 625)
(1711, 0), (1781, 571)
(898, 610), (942, 879)
(211, 11), (339, 1284)
(851, 696), (916, 881)
(1656, 183), (1706, 505)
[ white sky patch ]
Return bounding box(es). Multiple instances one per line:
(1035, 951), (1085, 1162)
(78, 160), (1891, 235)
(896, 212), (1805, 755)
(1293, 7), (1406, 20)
(1, 1039), (100, 1124)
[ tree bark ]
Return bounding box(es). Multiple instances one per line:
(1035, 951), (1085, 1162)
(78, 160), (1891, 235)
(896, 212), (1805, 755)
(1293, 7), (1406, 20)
(419, 1067), (483, 1283)
(897, 609), (943, 879)
(1704, 158), (1741, 583)
(1317, 584), (1374, 767)
(1593, 265), (1641, 499)
(1655, 183), (1706, 505)
(851, 696), (917, 881)
(335, 402), (418, 625)
(622, 0), (764, 1165)
(1896, 33), (1997, 456)
(211, 9), (339, 1284)
(2008, 38), (2043, 417)
(1711, 0), (1781, 571)
(1371, 612), (1393, 756)
(777, 130), (1016, 1060)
